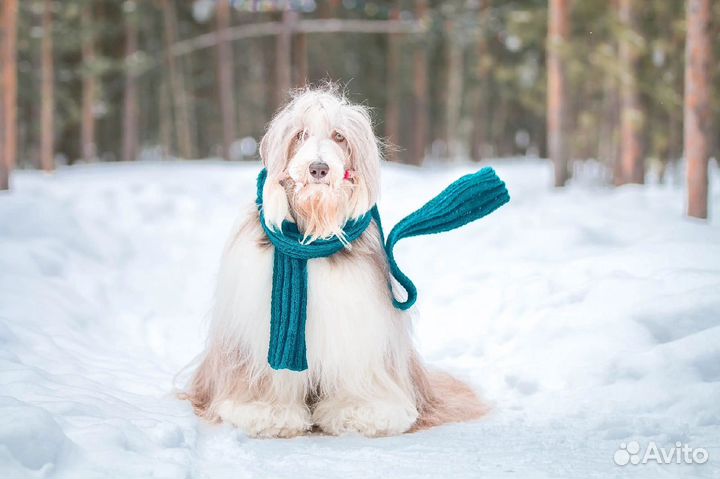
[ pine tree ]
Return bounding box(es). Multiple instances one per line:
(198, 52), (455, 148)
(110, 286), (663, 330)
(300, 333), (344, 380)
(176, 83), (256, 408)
(618, 0), (645, 184)
(685, 0), (713, 218)
(121, 1), (139, 163)
(547, 0), (570, 186)
(40, 0), (55, 172)
(1, 0), (19, 189)
(216, 0), (236, 161)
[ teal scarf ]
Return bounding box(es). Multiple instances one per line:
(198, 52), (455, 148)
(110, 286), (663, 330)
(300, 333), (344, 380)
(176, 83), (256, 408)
(256, 167), (509, 371)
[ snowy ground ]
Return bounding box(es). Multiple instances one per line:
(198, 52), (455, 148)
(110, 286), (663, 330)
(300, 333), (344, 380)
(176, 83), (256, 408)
(1, 158), (719, 479)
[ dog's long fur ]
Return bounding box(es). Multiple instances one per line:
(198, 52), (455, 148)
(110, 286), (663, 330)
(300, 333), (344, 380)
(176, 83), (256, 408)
(182, 86), (486, 437)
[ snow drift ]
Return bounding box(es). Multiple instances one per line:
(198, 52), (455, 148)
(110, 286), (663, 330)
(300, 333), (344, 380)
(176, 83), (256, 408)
(1, 159), (718, 478)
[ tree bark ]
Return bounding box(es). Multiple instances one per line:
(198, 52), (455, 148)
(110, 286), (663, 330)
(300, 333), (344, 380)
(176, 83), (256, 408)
(161, 0), (194, 159)
(685, 0), (712, 219)
(618, 0), (645, 184)
(293, 30), (308, 87)
(216, 0), (236, 161)
(411, 0), (429, 166)
(445, 19), (463, 160)
(547, 0), (570, 187)
(384, 4), (400, 162)
(470, 0), (491, 162)
(275, 9), (296, 108)
(40, 0), (55, 172)
(1, 0), (19, 189)
(159, 73), (172, 159)
(317, 0), (339, 19)
(122, 5), (139, 162)
(81, 4), (97, 162)
(0, 5), (3, 187)
(316, 0), (339, 78)
(599, 70), (621, 185)
(665, 102), (681, 183)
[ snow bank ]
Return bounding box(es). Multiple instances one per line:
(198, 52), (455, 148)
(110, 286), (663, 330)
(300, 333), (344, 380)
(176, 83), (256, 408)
(1, 159), (718, 478)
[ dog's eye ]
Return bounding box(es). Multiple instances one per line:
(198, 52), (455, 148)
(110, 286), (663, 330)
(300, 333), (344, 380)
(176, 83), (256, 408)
(332, 131), (345, 143)
(296, 130), (308, 141)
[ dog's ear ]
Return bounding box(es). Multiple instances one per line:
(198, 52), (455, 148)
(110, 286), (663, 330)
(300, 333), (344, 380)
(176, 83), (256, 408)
(343, 105), (381, 219)
(259, 106), (293, 229)
(259, 106), (293, 175)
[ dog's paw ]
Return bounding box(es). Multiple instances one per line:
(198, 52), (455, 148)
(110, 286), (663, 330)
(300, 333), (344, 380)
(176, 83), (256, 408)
(217, 400), (312, 438)
(313, 400), (418, 437)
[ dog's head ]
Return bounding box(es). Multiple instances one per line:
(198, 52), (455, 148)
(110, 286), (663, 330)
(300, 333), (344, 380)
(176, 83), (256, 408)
(259, 87), (381, 241)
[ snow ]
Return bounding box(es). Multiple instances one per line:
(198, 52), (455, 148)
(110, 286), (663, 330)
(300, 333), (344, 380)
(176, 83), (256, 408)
(1, 159), (719, 478)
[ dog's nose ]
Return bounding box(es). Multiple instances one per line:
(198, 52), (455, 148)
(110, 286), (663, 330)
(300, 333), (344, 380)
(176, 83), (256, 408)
(309, 161), (329, 180)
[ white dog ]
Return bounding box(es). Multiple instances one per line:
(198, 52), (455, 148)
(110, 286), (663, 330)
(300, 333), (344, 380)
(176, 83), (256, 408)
(183, 87), (485, 437)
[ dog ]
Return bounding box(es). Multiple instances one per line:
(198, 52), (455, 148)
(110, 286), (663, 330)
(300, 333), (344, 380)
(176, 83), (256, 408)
(183, 86), (485, 437)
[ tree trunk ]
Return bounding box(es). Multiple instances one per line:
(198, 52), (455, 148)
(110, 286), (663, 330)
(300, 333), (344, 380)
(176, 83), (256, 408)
(161, 0), (194, 159)
(0, 8), (3, 188)
(445, 20), (463, 160)
(293, 31), (308, 87)
(665, 103), (681, 183)
(411, 0), (429, 166)
(275, 9), (296, 108)
(547, 0), (570, 187)
(247, 37), (266, 138)
(159, 73), (172, 159)
(618, 0), (645, 184)
(40, 0), (54, 172)
(81, 5), (97, 162)
(216, 0), (236, 161)
(316, 0), (338, 79)
(600, 73), (622, 185)
(1, 0), (19, 189)
(384, 4), (400, 162)
(122, 5), (139, 162)
(470, 0), (491, 162)
(685, 0), (712, 219)
(317, 0), (339, 19)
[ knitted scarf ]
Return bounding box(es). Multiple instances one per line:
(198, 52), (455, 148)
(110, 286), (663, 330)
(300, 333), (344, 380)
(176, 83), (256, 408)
(256, 167), (509, 371)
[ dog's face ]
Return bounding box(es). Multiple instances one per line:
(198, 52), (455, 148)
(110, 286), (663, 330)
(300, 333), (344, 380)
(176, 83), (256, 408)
(259, 89), (380, 241)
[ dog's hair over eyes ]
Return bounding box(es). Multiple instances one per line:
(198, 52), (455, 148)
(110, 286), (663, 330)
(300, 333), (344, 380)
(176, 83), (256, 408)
(258, 86), (381, 241)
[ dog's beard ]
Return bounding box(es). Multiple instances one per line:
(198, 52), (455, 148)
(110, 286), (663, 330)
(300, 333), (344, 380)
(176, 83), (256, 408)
(284, 179), (353, 243)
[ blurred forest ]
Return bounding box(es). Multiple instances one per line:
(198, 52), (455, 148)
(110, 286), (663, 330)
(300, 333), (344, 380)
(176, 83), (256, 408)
(0, 0), (717, 214)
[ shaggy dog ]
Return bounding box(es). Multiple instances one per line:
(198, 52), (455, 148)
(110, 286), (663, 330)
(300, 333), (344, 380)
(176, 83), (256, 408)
(184, 87), (485, 437)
